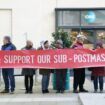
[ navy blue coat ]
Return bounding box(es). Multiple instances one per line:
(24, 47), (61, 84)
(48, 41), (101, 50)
(1, 43), (16, 51)
(1, 43), (16, 70)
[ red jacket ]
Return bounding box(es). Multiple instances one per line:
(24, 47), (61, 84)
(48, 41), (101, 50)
(92, 67), (105, 76)
(72, 42), (83, 49)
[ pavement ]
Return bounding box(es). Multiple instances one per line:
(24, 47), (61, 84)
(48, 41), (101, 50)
(79, 93), (105, 105)
(0, 75), (105, 105)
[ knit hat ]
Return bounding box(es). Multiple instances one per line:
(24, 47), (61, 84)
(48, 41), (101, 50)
(4, 36), (11, 42)
(96, 42), (103, 48)
(44, 40), (48, 45)
(77, 34), (87, 39)
(56, 39), (63, 45)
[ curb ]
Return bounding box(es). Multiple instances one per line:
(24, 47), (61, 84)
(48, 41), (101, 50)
(78, 94), (84, 105)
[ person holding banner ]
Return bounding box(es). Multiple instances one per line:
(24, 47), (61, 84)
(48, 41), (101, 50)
(72, 34), (88, 93)
(21, 40), (36, 94)
(91, 42), (105, 93)
(1, 36), (16, 94)
(38, 40), (51, 94)
(55, 40), (67, 93)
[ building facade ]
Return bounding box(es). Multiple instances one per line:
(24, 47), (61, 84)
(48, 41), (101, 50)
(0, 0), (105, 75)
(0, 0), (105, 49)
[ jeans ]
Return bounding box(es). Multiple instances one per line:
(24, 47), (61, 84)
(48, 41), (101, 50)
(93, 76), (103, 91)
(2, 69), (15, 92)
(42, 74), (50, 91)
(24, 75), (34, 91)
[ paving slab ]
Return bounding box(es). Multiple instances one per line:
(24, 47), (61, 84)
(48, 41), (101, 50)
(0, 94), (81, 105)
(0, 77), (93, 105)
(79, 93), (105, 105)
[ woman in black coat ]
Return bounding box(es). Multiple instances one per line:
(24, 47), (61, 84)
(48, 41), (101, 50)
(22, 40), (36, 94)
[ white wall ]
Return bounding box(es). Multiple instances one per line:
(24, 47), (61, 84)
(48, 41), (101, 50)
(0, 0), (105, 49)
(0, 10), (12, 46)
(57, 0), (105, 8)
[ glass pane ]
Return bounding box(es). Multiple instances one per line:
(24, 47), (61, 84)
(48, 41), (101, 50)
(57, 11), (80, 26)
(63, 29), (94, 49)
(81, 30), (94, 49)
(58, 11), (63, 26)
(81, 10), (105, 26)
(96, 30), (105, 47)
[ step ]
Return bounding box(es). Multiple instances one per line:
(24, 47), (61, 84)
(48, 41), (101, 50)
(0, 94), (82, 105)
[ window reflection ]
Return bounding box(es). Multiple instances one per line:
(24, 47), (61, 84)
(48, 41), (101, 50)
(64, 29), (94, 49)
(58, 11), (80, 26)
(96, 30), (105, 47)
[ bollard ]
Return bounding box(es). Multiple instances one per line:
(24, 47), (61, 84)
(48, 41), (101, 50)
(52, 69), (70, 90)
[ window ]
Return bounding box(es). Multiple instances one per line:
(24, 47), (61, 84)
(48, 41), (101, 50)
(81, 10), (105, 26)
(56, 9), (105, 28)
(57, 11), (80, 27)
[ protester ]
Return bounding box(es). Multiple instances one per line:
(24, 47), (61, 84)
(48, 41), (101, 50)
(38, 40), (51, 94)
(55, 40), (67, 93)
(91, 42), (105, 93)
(1, 36), (16, 94)
(71, 34), (88, 93)
(21, 40), (36, 94)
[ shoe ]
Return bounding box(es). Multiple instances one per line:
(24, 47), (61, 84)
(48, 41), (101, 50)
(29, 91), (33, 94)
(79, 89), (88, 93)
(100, 90), (103, 93)
(10, 91), (14, 94)
(56, 90), (60, 93)
(73, 90), (79, 93)
(42, 90), (46, 94)
(25, 90), (29, 94)
(1, 89), (9, 93)
(94, 90), (97, 93)
(45, 89), (49, 93)
(61, 90), (64, 93)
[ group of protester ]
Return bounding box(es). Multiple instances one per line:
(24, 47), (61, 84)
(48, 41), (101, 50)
(0, 35), (105, 94)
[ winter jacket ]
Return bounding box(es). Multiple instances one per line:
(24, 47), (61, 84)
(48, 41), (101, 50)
(71, 42), (84, 49)
(38, 47), (51, 75)
(1, 43), (16, 51)
(1, 43), (16, 70)
(72, 42), (85, 71)
(21, 46), (36, 76)
(91, 67), (105, 76)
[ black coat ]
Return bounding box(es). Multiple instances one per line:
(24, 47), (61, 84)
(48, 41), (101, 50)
(22, 68), (36, 76)
(21, 46), (36, 76)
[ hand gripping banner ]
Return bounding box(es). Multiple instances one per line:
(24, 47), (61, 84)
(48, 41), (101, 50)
(0, 49), (105, 69)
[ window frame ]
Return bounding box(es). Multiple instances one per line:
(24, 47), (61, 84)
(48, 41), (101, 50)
(55, 8), (105, 30)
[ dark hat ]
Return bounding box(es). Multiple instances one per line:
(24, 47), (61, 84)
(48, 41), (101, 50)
(44, 40), (48, 45)
(56, 40), (63, 45)
(4, 36), (11, 42)
(96, 42), (103, 48)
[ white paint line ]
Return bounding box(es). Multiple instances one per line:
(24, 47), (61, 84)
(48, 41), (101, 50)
(0, 97), (77, 102)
